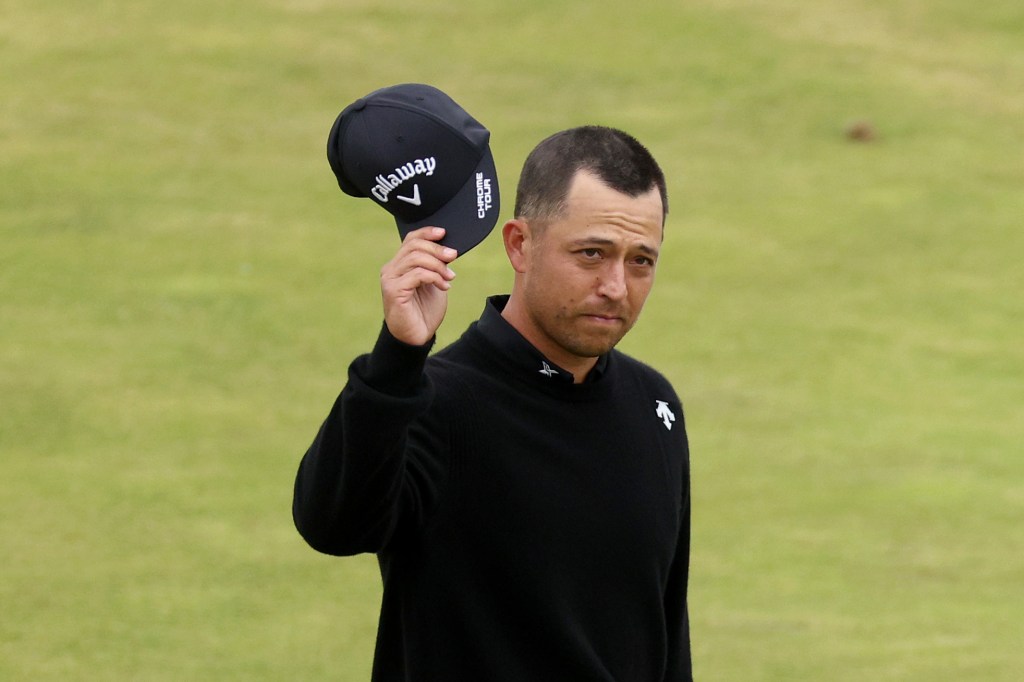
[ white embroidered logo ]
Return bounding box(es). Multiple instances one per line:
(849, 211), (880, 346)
(370, 157), (437, 203)
(475, 172), (493, 218)
(655, 400), (676, 430)
(395, 184), (421, 206)
(539, 361), (558, 378)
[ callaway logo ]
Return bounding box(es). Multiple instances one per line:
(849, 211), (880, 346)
(371, 157), (437, 203)
(396, 185), (420, 206)
(655, 400), (676, 431)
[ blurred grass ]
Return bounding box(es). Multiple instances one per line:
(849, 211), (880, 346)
(2, 0), (1022, 679)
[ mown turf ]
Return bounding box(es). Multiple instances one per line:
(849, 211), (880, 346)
(2, 1), (1022, 679)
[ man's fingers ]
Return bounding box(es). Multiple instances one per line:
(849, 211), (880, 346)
(383, 227), (458, 288)
(388, 264), (454, 294)
(383, 250), (456, 286)
(399, 227), (456, 253)
(400, 227), (458, 262)
(404, 225), (446, 242)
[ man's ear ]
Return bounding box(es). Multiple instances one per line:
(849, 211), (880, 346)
(502, 219), (530, 274)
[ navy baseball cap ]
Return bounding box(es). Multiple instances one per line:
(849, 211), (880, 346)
(327, 83), (500, 255)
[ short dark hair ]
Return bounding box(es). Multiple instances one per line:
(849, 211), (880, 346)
(513, 126), (668, 223)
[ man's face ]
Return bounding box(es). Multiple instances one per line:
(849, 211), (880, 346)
(517, 171), (664, 369)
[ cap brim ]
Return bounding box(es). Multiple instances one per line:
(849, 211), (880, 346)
(396, 149), (500, 257)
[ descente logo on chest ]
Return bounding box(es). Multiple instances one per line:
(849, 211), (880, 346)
(371, 157), (437, 203)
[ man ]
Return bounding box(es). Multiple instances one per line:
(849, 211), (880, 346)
(294, 125), (692, 681)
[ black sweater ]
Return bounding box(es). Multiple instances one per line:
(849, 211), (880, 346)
(294, 296), (692, 681)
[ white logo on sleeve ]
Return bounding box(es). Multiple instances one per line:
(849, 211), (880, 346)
(655, 400), (676, 430)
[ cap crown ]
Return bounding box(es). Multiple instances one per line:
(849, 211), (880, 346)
(329, 84), (489, 224)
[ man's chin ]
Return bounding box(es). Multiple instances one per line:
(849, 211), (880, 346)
(563, 329), (627, 359)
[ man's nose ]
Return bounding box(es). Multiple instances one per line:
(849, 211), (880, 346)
(596, 261), (627, 301)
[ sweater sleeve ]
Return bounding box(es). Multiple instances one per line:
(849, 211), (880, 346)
(663, 476), (692, 680)
(291, 323), (448, 556)
(663, 403), (693, 681)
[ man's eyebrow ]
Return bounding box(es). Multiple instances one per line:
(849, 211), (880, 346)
(568, 237), (660, 257)
(569, 237), (615, 248)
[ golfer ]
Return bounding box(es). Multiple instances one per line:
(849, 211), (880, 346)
(294, 124), (693, 681)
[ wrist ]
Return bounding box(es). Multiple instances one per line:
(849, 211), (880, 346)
(364, 323), (434, 394)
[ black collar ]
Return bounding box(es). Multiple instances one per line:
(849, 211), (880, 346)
(476, 295), (609, 384)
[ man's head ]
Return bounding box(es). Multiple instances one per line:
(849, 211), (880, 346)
(513, 125), (668, 226)
(501, 126), (668, 381)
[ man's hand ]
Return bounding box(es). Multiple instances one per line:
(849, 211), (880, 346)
(380, 227), (458, 346)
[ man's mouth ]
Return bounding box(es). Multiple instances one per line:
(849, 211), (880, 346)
(582, 312), (623, 324)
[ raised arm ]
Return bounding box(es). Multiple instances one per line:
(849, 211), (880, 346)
(292, 227), (457, 555)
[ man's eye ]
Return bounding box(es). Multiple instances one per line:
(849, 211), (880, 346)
(580, 248), (601, 258)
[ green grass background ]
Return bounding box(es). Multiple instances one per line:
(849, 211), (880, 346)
(3, 0), (1022, 679)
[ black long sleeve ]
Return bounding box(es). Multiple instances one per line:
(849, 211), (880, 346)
(292, 324), (441, 556)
